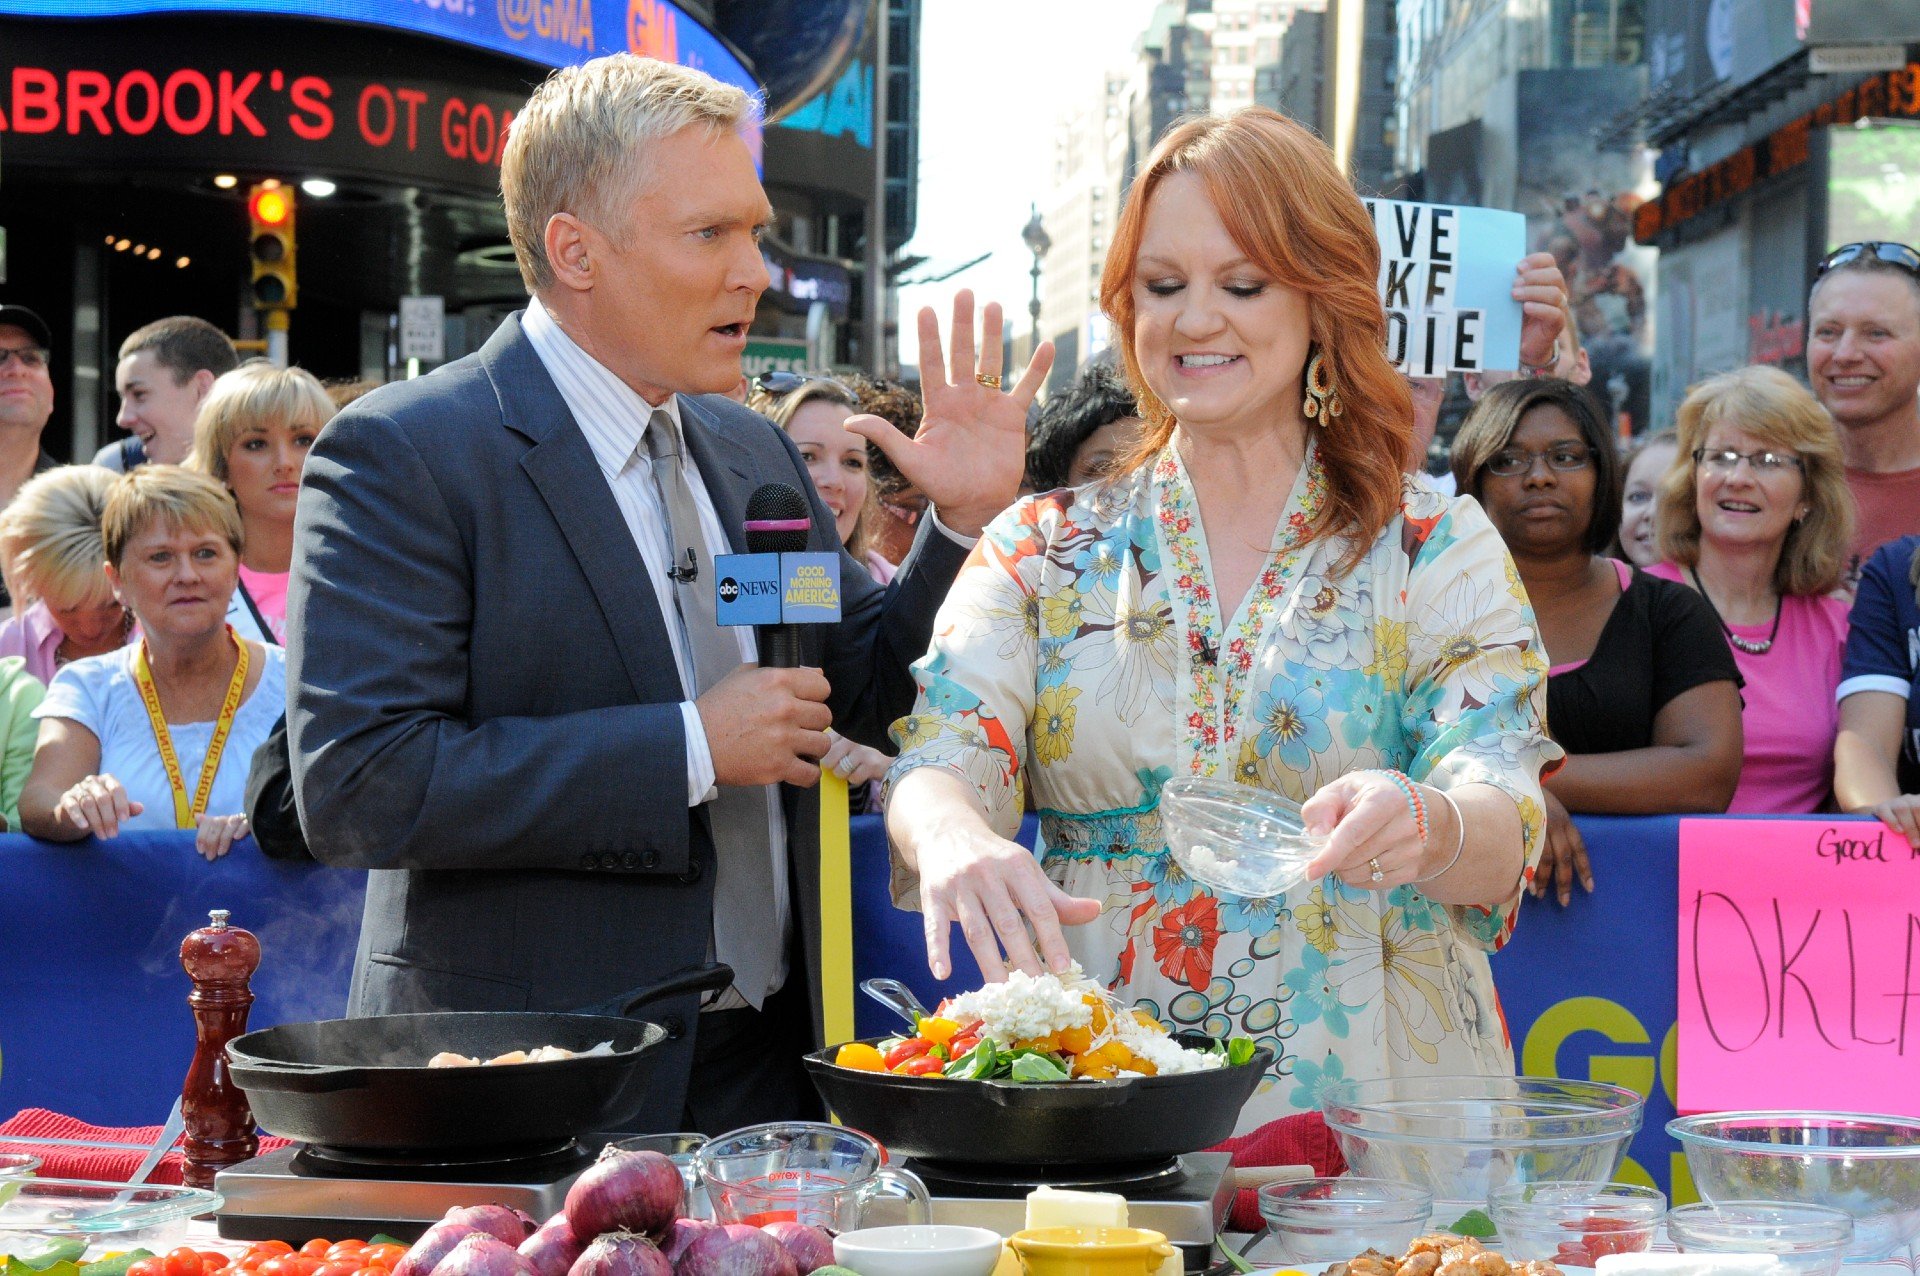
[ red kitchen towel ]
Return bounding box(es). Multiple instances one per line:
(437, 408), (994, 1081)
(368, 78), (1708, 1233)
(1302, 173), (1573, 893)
(0, 1107), (291, 1185)
(1208, 1110), (1348, 1234)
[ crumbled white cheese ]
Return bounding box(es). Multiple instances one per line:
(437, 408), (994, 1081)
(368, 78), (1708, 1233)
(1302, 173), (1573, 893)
(945, 966), (1094, 1043)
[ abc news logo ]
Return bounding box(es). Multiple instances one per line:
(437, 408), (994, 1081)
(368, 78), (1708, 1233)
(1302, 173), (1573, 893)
(717, 577), (779, 602)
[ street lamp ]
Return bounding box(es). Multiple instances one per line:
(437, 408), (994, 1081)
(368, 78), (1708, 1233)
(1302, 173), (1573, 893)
(1021, 204), (1051, 352)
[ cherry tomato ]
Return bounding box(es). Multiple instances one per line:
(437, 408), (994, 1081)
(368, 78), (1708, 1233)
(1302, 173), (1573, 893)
(326, 1243), (368, 1259)
(882, 1038), (931, 1068)
(127, 1260), (164, 1276)
(248, 1246), (296, 1262)
(300, 1243), (334, 1260)
(895, 1053), (944, 1076)
(168, 1248), (208, 1276)
(259, 1257), (305, 1276)
(294, 1259), (326, 1276)
(350, 1267), (387, 1276)
(363, 1246), (408, 1268)
(315, 1260), (361, 1276)
(201, 1257), (230, 1276)
(949, 1035), (979, 1056)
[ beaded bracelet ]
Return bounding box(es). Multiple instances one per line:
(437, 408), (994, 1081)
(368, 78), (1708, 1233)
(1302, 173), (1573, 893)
(1413, 787), (1467, 883)
(1366, 768), (1428, 848)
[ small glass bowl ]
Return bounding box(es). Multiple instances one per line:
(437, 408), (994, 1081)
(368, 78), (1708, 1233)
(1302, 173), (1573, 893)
(1488, 1181), (1664, 1267)
(1665, 1201), (1854, 1276)
(1256, 1177), (1434, 1268)
(1160, 777), (1328, 899)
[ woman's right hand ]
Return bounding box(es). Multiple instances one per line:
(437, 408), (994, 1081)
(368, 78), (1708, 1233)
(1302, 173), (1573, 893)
(1869, 794), (1920, 848)
(918, 823), (1102, 982)
(54, 773), (142, 839)
(1532, 789), (1593, 906)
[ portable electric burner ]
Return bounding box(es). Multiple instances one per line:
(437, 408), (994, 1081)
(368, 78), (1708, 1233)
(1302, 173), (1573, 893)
(876, 1152), (1235, 1273)
(213, 1140), (600, 1244)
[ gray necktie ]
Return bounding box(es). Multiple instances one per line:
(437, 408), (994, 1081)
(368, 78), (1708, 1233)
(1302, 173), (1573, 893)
(643, 408), (782, 1009)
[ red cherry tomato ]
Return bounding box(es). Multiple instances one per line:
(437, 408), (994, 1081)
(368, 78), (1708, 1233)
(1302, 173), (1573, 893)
(167, 1248), (208, 1276)
(363, 1246), (408, 1269)
(882, 1038), (932, 1068)
(315, 1260), (361, 1276)
(300, 1242), (333, 1260)
(349, 1267), (386, 1276)
(250, 1245), (296, 1259)
(128, 1260), (164, 1276)
(259, 1256), (304, 1276)
(201, 1257), (230, 1276)
(326, 1243), (367, 1259)
(895, 1053), (945, 1076)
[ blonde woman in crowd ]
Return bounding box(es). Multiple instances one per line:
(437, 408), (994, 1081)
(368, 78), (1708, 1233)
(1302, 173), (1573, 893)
(19, 468), (285, 858)
(0, 466), (129, 682)
(187, 362), (335, 643)
(1648, 366), (1855, 813)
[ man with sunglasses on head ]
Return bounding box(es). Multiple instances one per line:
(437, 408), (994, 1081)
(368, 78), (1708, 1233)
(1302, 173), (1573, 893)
(1807, 242), (1920, 577)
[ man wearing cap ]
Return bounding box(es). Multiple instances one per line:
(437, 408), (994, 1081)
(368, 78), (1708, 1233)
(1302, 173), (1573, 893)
(0, 306), (64, 618)
(1807, 241), (1920, 576)
(95, 315), (239, 471)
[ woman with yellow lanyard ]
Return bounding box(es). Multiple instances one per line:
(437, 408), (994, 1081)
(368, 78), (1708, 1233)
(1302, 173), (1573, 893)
(19, 467), (283, 860)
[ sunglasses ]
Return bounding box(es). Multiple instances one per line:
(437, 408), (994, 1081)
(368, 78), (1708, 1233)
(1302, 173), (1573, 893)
(752, 370), (829, 396)
(0, 346), (49, 371)
(1816, 241), (1920, 279)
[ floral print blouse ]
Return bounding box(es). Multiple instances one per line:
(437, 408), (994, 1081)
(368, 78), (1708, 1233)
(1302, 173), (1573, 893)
(886, 440), (1561, 1129)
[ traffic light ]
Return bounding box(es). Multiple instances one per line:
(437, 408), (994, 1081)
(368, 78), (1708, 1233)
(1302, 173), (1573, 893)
(248, 182), (296, 310)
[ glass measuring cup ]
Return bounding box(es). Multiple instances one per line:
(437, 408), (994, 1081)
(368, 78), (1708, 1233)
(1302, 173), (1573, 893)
(694, 1122), (930, 1231)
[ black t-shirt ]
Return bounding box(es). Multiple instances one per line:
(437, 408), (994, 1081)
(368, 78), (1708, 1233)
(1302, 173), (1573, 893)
(1546, 562), (1742, 755)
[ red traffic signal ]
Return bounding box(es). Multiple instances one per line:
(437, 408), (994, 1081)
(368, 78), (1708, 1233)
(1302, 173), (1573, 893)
(247, 182), (296, 310)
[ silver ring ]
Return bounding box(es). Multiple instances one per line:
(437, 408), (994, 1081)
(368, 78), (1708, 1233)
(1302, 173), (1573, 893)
(1368, 857), (1385, 883)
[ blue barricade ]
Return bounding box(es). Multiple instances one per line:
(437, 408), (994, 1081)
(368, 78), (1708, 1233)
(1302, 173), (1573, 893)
(6, 815), (1859, 1194)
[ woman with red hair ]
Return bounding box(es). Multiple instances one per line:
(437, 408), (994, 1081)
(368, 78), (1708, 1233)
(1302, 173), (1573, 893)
(882, 109), (1565, 1124)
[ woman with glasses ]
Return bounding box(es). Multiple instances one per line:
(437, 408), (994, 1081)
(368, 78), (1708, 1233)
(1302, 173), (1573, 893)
(749, 372), (895, 801)
(1454, 381), (1741, 905)
(1645, 366), (1855, 814)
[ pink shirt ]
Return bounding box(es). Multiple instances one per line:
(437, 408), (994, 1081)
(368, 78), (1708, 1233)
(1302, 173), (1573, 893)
(1647, 562), (1848, 814)
(237, 565), (289, 643)
(0, 601), (68, 686)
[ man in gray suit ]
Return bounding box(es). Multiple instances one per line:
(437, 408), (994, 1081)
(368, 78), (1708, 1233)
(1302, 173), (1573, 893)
(286, 55), (1048, 1131)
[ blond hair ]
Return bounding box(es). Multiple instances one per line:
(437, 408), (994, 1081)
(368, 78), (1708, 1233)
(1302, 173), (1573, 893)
(188, 362), (335, 485)
(0, 465), (118, 611)
(102, 466), (244, 568)
(1656, 365), (1855, 597)
(501, 54), (757, 293)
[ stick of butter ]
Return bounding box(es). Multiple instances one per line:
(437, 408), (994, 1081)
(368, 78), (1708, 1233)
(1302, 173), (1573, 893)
(1025, 1185), (1130, 1230)
(1596, 1256), (1792, 1276)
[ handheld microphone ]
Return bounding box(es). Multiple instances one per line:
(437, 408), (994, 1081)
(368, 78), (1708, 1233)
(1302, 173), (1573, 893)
(744, 484), (813, 669)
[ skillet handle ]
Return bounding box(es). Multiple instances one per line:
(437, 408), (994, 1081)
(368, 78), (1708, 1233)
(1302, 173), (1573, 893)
(224, 1059), (366, 1094)
(618, 963), (735, 1017)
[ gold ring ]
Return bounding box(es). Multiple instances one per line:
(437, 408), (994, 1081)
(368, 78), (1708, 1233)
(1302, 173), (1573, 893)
(1369, 857), (1385, 883)
(975, 373), (1003, 390)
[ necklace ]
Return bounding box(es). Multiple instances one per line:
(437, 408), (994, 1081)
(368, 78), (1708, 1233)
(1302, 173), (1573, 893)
(1690, 566), (1782, 655)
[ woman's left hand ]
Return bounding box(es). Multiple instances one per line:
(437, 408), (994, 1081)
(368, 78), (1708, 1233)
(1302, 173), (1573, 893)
(1513, 252), (1570, 369)
(196, 812), (250, 861)
(1301, 771), (1444, 891)
(821, 731), (892, 787)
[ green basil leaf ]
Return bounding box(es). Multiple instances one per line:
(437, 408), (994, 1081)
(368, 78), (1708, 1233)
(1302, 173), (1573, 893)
(1009, 1053), (1070, 1083)
(1449, 1208), (1498, 1238)
(1227, 1038), (1258, 1067)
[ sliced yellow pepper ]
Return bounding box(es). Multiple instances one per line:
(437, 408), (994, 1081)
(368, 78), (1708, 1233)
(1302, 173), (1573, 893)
(917, 1016), (962, 1046)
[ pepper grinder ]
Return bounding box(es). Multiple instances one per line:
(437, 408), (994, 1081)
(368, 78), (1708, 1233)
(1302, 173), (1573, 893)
(178, 908), (261, 1188)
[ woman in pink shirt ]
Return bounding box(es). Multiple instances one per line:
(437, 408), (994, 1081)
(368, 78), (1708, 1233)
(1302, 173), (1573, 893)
(187, 363), (336, 644)
(1648, 366), (1857, 813)
(0, 465), (129, 683)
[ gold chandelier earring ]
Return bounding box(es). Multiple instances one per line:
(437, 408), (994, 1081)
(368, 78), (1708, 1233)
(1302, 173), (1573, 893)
(1303, 349), (1343, 422)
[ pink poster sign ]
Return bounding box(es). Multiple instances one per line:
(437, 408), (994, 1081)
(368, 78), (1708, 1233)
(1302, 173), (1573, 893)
(1677, 817), (1920, 1115)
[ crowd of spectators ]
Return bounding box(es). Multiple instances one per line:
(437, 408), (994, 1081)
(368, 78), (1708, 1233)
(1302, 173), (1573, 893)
(0, 234), (1915, 883)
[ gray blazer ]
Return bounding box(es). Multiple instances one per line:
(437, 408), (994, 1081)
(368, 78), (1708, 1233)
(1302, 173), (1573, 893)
(285, 314), (965, 1125)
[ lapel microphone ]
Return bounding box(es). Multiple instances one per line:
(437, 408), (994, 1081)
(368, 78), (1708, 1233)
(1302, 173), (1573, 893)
(668, 548), (699, 583)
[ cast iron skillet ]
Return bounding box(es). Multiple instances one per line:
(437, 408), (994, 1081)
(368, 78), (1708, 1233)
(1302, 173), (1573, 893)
(226, 964), (733, 1156)
(802, 1034), (1274, 1167)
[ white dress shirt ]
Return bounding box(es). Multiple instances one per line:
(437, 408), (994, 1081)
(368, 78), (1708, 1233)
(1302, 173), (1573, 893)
(522, 297), (788, 1000)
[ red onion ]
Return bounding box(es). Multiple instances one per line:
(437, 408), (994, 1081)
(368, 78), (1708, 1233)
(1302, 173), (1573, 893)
(567, 1233), (670, 1276)
(394, 1223), (482, 1276)
(564, 1146), (684, 1241)
(659, 1219), (718, 1267)
(518, 1213), (587, 1276)
(447, 1204), (540, 1245)
(675, 1227), (798, 1276)
(758, 1223), (833, 1274)
(429, 1234), (539, 1276)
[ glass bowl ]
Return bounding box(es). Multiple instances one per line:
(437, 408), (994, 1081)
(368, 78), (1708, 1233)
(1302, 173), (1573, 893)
(1255, 1177), (1434, 1269)
(1487, 1181), (1663, 1267)
(1665, 1201), (1854, 1276)
(1159, 777), (1327, 899)
(0, 1177), (223, 1241)
(1321, 1076), (1645, 1231)
(1669, 1112), (1920, 1260)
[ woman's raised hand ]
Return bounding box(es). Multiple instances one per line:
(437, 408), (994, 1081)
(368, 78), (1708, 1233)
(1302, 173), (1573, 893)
(55, 773), (142, 839)
(1513, 253), (1571, 370)
(844, 290), (1054, 537)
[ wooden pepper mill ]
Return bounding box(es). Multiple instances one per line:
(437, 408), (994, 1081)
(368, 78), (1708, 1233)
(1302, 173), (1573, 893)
(179, 908), (261, 1188)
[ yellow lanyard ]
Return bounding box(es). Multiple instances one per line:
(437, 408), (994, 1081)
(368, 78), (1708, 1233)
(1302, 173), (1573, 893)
(131, 626), (250, 829)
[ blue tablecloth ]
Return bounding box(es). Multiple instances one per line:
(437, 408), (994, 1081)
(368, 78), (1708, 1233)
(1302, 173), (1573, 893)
(0, 814), (1863, 1195)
